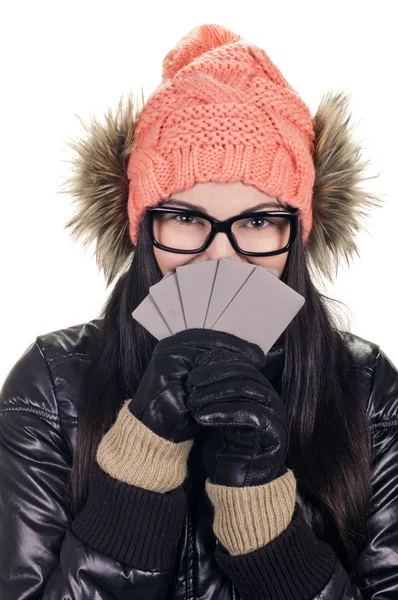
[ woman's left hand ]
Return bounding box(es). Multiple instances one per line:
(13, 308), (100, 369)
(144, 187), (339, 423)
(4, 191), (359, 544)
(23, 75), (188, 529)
(186, 330), (289, 487)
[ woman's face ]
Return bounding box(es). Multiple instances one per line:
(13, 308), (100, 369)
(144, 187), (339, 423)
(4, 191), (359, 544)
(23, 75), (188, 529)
(153, 181), (290, 278)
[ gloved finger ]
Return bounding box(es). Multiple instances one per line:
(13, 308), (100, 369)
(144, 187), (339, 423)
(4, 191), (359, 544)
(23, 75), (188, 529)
(194, 403), (288, 459)
(151, 339), (204, 368)
(198, 419), (288, 487)
(187, 382), (288, 437)
(146, 351), (198, 382)
(155, 328), (266, 370)
(152, 329), (209, 356)
(207, 328), (266, 368)
(190, 347), (262, 373)
(187, 357), (274, 392)
(130, 380), (199, 442)
(188, 398), (271, 429)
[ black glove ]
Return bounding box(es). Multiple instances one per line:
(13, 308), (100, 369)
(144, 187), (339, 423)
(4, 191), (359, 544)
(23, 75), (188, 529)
(128, 329), (208, 442)
(129, 327), (267, 443)
(185, 330), (288, 487)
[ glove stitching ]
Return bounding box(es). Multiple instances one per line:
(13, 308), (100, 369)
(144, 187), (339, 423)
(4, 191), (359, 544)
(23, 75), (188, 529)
(213, 428), (229, 483)
(243, 450), (259, 486)
(188, 373), (273, 398)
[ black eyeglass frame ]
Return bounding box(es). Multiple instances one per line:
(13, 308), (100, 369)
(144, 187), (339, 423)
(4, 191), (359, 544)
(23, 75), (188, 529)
(146, 206), (299, 257)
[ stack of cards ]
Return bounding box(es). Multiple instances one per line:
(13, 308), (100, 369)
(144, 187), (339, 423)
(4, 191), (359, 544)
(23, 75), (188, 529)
(132, 257), (305, 356)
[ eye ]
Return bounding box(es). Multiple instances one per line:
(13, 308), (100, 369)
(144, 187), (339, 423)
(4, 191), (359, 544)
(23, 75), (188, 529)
(247, 217), (270, 228)
(176, 214), (194, 223)
(174, 214), (199, 225)
(164, 213), (209, 227)
(239, 217), (274, 229)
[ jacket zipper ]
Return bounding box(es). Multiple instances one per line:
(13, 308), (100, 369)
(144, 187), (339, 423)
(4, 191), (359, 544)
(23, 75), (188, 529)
(184, 483), (241, 600)
(184, 459), (195, 600)
(185, 503), (195, 600)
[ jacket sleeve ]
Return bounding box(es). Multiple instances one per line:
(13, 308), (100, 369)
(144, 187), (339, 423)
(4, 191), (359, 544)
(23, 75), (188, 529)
(0, 341), (184, 599)
(211, 347), (398, 600)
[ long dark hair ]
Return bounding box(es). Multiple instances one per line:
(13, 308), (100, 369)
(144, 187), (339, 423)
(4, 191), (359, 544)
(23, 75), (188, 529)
(66, 211), (372, 574)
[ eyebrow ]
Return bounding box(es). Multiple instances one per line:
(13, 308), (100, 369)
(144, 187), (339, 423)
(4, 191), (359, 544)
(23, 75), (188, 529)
(157, 198), (288, 216)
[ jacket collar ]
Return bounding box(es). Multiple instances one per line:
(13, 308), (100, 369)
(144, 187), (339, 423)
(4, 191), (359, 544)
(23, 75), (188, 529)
(259, 335), (285, 394)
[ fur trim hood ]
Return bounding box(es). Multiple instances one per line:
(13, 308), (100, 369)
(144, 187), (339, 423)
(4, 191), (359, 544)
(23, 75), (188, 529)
(59, 90), (382, 287)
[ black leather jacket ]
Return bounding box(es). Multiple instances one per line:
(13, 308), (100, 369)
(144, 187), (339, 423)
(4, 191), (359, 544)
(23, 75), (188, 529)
(0, 319), (397, 599)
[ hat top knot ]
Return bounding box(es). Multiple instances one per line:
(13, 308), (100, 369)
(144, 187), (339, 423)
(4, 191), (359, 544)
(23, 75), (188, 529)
(162, 24), (241, 81)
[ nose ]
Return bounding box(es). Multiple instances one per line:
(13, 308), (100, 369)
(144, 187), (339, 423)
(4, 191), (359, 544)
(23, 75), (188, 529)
(201, 231), (242, 262)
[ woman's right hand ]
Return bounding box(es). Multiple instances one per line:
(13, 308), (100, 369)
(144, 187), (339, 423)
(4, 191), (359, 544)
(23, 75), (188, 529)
(95, 329), (216, 496)
(127, 329), (209, 443)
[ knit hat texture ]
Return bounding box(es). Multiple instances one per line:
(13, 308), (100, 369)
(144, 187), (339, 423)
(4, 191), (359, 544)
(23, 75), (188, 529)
(126, 24), (316, 245)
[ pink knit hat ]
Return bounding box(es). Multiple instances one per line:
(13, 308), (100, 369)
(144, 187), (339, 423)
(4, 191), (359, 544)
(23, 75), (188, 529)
(127, 24), (316, 245)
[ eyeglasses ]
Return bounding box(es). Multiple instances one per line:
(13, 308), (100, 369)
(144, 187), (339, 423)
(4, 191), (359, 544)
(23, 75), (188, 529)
(146, 206), (298, 257)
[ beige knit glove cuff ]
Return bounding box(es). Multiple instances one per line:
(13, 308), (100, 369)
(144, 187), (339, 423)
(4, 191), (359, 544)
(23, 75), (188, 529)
(205, 468), (297, 556)
(96, 399), (193, 493)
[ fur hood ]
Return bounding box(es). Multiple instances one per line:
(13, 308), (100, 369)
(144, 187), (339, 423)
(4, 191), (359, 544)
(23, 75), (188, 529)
(59, 90), (382, 287)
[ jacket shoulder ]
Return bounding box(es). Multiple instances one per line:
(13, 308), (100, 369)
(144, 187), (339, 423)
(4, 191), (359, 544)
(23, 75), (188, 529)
(36, 318), (102, 366)
(0, 319), (102, 422)
(339, 330), (380, 373)
(340, 330), (398, 426)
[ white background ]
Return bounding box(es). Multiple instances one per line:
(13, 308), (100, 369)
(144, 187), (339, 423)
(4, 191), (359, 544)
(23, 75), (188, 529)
(1, 1), (397, 384)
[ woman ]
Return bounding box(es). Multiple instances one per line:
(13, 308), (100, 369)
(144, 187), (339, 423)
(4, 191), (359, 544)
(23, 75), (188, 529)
(0, 23), (397, 600)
